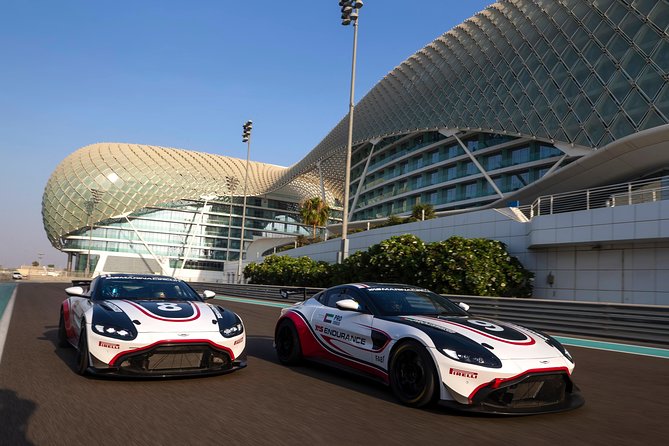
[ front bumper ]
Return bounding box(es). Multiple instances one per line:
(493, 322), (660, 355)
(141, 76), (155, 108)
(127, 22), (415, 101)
(89, 341), (247, 378)
(441, 369), (584, 415)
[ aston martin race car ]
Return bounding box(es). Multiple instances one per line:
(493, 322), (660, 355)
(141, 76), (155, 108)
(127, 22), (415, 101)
(274, 283), (583, 414)
(58, 274), (246, 377)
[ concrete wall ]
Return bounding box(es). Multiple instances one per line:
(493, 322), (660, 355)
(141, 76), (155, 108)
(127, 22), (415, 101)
(278, 200), (669, 305)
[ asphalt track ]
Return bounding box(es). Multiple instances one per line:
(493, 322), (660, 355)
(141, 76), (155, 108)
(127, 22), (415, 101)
(1, 283), (668, 445)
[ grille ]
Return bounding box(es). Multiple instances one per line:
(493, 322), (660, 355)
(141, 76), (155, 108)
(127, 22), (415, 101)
(117, 344), (231, 375)
(480, 374), (569, 409)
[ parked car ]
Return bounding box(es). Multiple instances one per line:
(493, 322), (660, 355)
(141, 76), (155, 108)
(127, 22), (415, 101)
(11, 272), (23, 280)
(58, 273), (246, 377)
(274, 283), (583, 414)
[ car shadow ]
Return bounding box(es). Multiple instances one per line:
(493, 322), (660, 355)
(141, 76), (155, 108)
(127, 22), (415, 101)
(41, 326), (83, 375)
(244, 334), (503, 417)
(42, 328), (508, 417)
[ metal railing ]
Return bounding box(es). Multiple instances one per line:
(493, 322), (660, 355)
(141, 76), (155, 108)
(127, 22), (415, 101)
(193, 283), (669, 346)
(518, 177), (669, 219)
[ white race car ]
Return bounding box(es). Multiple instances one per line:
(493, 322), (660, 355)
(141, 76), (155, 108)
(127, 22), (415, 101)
(59, 274), (246, 377)
(274, 283), (583, 414)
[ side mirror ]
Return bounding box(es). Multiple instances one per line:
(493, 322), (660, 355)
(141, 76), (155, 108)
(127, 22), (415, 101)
(202, 290), (216, 300)
(458, 302), (470, 312)
(65, 286), (86, 297)
(336, 299), (360, 312)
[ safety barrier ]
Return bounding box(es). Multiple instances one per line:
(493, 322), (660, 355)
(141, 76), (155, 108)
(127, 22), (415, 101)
(194, 282), (669, 346)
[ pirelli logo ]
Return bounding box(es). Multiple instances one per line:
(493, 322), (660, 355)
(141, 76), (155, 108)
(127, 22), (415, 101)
(449, 368), (478, 379)
(98, 341), (120, 349)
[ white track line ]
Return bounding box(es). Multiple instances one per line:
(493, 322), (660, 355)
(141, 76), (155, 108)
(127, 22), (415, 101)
(0, 286), (17, 365)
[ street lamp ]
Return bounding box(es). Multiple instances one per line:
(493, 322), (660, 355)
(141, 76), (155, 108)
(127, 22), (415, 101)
(85, 188), (104, 276)
(225, 175), (240, 262)
(338, 0), (363, 262)
(237, 120), (253, 282)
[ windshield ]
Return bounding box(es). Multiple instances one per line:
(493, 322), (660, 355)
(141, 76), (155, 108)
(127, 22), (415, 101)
(94, 277), (202, 302)
(366, 289), (469, 317)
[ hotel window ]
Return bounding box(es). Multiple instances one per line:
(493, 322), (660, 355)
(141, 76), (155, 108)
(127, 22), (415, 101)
(464, 182), (477, 199)
(445, 187), (457, 202)
(485, 153), (503, 170)
(510, 146), (530, 165)
(462, 161), (478, 176)
(510, 172), (530, 190)
(539, 144), (563, 158)
(447, 144), (462, 159)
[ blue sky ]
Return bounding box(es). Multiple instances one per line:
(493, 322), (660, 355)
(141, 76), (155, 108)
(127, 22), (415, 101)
(0, 0), (492, 268)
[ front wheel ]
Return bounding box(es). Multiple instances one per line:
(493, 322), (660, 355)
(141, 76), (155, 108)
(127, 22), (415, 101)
(389, 341), (438, 407)
(76, 326), (90, 375)
(275, 319), (302, 365)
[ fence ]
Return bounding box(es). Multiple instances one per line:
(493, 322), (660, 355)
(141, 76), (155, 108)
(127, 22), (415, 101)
(194, 282), (669, 346)
(518, 176), (669, 218)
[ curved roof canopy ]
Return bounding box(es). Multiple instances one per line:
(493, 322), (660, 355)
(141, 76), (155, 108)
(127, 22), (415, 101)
(42, 143), (334, 247)
(43, 0), (669, 246)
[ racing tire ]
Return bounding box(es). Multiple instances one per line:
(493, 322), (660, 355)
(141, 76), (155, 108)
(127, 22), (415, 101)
(389, 340), (438, 408)
(58, 311), (71, 348)
(275, 319), (302, 365)
(76, 326), (90, 376)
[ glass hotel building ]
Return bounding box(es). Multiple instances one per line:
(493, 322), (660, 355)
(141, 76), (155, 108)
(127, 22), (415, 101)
(43, 0), (669, 281)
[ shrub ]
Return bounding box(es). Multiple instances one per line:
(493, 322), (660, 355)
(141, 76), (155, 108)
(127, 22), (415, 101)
(244, 235), (533, 297)
(244, 255), (331, 287)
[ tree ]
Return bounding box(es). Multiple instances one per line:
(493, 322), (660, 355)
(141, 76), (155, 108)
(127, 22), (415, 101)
(299, 197), (330, 240)
(32, 261), (39, 267)
(410, 203), (436, 221)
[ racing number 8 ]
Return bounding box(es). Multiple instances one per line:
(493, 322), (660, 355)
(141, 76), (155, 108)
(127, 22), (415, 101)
(156, 303), (182, 312)
(469, 319), (504, 332)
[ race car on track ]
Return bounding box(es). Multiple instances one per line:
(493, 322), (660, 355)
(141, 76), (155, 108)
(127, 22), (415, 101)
(58, 274), (246, 377)
(274, 283), (583, 414)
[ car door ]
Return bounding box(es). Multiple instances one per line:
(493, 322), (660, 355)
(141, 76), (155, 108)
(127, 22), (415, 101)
(309, 287), (373, 364)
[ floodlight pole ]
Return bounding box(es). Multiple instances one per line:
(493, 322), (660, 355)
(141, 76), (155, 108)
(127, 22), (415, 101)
(338, 0), (362, 263)
(237, 120), (252, 283)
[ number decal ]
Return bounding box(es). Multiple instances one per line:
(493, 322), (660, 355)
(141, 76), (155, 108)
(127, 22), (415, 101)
(469, 319), (504, 332)
(156, 303), (182, 312)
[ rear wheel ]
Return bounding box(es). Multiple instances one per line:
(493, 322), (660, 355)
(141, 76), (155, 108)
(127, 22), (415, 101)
(76, 326), (90, 375)
(389, 341), (438, 407)
(275, 319), (302, 365)
(57, 311), (71, 348)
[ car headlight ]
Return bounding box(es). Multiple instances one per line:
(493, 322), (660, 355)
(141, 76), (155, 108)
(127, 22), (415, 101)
(442, 348), (502, 368)
(93, 323), (137, 340)
(221, 321), (244, 338)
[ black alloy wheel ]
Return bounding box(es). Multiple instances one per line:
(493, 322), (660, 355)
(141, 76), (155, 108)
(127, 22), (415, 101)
(275, 319), (302, 365)
(389, 341), (438, 407)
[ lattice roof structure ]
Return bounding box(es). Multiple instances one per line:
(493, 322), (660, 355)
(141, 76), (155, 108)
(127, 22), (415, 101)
(42, 143), (335, 248)
(43, 0), (669, 248)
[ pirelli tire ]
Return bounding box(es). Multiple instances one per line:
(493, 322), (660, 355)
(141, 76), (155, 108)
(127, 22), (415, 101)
(389, 340), (439, 408)
(58, 310), (71, 348)
(76, 325), (90, 376)
(275, 318), (302, 365)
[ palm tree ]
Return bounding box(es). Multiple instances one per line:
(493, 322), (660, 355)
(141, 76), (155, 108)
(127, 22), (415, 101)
(411, 203), (436, 221)
(299, 197), (330, 240)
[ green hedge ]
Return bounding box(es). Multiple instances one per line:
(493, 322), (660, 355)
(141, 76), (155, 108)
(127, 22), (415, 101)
(244, 234), (534, 297)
